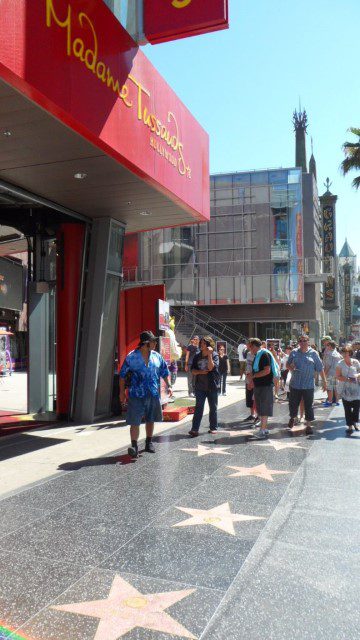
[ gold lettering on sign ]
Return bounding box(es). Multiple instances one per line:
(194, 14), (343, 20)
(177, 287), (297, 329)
(46, 0), (191, 179)
(172, 0), (193, 8)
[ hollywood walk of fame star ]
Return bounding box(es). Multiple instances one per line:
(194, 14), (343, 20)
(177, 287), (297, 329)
(226, 463), (292, 482)
(219, 429), (254, 438)
(52, 575), (196, 640)
(173, 502), (265, 535)
(252, 438), (307, 451)
(180, 444), (231, 457)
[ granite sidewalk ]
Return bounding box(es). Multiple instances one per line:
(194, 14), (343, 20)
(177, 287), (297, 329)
(0, 391), (358, 640)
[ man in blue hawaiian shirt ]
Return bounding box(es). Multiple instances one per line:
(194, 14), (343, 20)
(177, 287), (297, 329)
(120, 330), (173, 458)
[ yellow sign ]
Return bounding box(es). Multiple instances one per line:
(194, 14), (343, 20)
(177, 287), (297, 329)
(46, 0), (191, 179)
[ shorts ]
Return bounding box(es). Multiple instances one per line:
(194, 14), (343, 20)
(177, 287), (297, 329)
(254, 385), (274, 417)
(126, 395), (163, 427)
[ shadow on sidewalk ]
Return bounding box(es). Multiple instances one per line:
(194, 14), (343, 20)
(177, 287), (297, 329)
(58, 453), (137, 471)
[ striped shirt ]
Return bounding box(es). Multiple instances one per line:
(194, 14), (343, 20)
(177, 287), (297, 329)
(287, 347), (323, 389)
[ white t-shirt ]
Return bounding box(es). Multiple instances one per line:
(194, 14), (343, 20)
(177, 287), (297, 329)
(238, 344), (247, 361)
(281, 354), (289, 371)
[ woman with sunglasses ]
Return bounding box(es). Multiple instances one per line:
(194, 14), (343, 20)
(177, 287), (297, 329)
(335, 346), (360, 435)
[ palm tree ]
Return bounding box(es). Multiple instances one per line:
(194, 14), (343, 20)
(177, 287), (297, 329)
(341, 127), (360, 189)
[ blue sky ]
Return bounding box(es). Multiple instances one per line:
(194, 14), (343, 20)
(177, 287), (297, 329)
(144, 0), (360, 261)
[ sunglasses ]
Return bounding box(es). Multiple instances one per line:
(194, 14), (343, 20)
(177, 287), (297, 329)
(299, 339), (309, 343)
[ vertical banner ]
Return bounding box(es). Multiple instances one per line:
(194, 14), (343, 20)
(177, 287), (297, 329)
(322, 204), (336, 308)
(343, 264), (352, 325)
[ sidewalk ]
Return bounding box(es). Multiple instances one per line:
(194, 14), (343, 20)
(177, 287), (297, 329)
(0, 373), (245, 496)
(0, 388), (359, 639)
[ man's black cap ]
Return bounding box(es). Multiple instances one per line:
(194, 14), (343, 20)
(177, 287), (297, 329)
(139, 330), (158, 344)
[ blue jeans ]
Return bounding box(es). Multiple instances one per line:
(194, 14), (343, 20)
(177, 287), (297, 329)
(192, 389), (218, 432)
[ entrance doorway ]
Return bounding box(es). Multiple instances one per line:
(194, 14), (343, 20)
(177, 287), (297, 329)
(0, 231), (28, 419)
(0, 219), (58, 422)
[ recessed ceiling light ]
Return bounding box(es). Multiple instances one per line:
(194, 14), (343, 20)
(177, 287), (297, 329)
(74, 171), (87, 180)
(3, 131), (12, 137)
(139, 210), (151, 216)
(127, 201), (132, 205)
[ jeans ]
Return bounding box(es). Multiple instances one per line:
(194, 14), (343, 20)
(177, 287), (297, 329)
(219, 373), (227, 394)
(192, 389), (218, 432)
(289, 388), (315, 421)
(342, 399), (360, 427)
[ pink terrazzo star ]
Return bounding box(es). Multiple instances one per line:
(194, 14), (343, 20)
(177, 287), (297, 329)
(52, 575), (196, 639)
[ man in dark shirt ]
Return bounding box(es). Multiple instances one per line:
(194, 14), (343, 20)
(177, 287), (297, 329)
(248, 338), (274, 439)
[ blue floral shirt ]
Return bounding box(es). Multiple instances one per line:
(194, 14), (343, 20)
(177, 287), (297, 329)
(120, 349), (169, 398)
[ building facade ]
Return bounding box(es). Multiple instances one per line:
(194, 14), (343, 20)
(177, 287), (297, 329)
(128, 164), (327, 345)
(0, 0), (211, 422)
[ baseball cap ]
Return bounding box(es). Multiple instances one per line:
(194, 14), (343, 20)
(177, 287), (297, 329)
(139, 330), (158, 344)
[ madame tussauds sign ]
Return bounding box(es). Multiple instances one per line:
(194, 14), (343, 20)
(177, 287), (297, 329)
(46, 0), (191, 178)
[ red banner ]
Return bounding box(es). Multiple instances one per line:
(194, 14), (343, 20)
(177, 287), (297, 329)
(0, 0), (210, 223)
(144, 0), (229, 44)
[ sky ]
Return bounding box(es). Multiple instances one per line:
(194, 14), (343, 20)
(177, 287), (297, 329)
(144, 0), (360, 260)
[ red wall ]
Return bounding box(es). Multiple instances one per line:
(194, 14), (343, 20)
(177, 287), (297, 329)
(123, 233), (138, 281)
(56, 223), (85, 418)
(118, 284), (165, 368)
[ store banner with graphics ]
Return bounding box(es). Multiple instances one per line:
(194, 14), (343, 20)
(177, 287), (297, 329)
(322, 204), (336, 308)
(343, 265), (352, 325)
(158, 299), (170, 331)
(144, 0), (229, 44)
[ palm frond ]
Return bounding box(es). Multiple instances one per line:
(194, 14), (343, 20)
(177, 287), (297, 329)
(341, 156), (360, 175)
(348, 127), (360, 137)
(352, 175), (360, 189)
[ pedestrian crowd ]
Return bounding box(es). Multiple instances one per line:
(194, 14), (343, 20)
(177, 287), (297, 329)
(119, 329), (360, 457)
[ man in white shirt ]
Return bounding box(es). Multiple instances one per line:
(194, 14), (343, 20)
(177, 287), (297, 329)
(237, 340), (247, 379)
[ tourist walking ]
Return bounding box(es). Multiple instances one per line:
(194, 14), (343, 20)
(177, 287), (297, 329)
(244, 340), (259, 423)
(119, 330), (173, 458)
(280, 346), (291, 391)
(218, 344), (230, 395)
(287, 335), (327, 435)
(248, 338), (275, 438)
(237, 339), (247, 379)
(268, 341), (281, 399)
(185, 335), (199, 396)
(189, 336), (220, 436)
(335, 346), (360, 435)
(323, 340), (341, 406)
